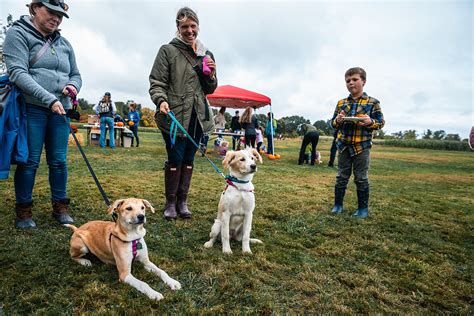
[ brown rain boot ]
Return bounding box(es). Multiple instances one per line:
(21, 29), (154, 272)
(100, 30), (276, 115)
(176, 164), (193, 219)
(15, 201), (37, 229)
(52, 198), (74, 224)
(164, 163), (181, 220)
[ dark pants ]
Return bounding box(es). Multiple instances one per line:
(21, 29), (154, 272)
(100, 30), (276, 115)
(162, 110), (203, 165)
(245, 134), (256, 148)
(266, 135), (274, 154)
(298, 131), (319, 165)
(335, 149), (370, 191)
(328, 136), (337, 165)
(130, 125), (139, 146)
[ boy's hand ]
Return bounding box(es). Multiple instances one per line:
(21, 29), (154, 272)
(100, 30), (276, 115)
(336, 111), (346, 124)
(357, 114), (373, 126)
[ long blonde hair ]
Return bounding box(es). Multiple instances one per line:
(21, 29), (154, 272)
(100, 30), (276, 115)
(239, 107), (253, 124)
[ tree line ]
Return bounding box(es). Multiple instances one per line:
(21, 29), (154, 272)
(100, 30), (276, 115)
(77, 100), (465, 142)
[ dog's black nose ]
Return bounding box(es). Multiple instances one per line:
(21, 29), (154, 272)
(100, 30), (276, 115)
(137, 214), (145, 222)
(250, 164), (257, 171)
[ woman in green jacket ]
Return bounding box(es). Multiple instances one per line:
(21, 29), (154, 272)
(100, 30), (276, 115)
(149, 7), (217, 221)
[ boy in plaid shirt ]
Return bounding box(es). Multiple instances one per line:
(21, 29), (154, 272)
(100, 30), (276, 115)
(330, 67), (385, 218)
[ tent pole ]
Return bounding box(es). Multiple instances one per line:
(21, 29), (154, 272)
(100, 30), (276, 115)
(269, 103), (275, 155)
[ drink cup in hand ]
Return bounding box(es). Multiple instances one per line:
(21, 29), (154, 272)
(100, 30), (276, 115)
(202, 56), (212, 76)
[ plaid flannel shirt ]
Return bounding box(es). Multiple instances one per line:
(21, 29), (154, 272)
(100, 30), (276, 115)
(331, 93), (385, 157)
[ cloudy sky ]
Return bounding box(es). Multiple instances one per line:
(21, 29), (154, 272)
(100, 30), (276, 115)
(2, 0), (472, 138)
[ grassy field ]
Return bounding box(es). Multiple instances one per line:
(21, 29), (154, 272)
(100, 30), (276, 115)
(0, 132), (473, 314)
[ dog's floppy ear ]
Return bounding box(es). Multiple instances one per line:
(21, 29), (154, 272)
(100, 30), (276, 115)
(107, 199), (125, 215)
(250, 148), (263, 163)
(222, 150), (237, 169)
(142, 199), (155, 213)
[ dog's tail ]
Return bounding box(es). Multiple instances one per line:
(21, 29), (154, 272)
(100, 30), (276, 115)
(250, 238), (263, 244)
(63, 224), (78, 232)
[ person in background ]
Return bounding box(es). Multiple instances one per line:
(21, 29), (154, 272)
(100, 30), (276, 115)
(93, 92), (116, 149)
(469, 126), (474, 150)
(330, 67), (385, 218)
(256, 127), (264, 152)
(214, 106), (226, 132)
(3, 0), (82, 229)
(230, 110), (241, 150)
(149, 7), (217, 220)
(297, 123), (320, 165)
(327, 128), (338, 167)
(239, 106), (258, 148)
(265, 112), (277, 154)
(127, 102), (140, 147)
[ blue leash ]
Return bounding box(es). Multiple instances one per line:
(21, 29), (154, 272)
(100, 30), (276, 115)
(167, 111), (226, 180)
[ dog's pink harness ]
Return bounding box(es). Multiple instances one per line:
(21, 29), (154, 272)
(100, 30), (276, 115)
(109, 233), (142, 260)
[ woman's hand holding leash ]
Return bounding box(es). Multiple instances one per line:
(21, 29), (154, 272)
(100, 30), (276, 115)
(62, 85), (77, 96)
(160, 101), (170, 114)
(51, 101), (66, 115)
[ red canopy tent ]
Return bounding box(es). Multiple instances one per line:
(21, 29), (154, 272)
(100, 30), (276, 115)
(207, 85), (271, 109)
(207, 85), (276, 155)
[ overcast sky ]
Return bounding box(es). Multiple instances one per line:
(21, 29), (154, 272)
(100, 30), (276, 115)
(2, 0), (472, 138)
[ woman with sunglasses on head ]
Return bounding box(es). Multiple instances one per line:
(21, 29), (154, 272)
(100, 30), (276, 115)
(149, 7), (217, 221)
(3, 0), (82, 229)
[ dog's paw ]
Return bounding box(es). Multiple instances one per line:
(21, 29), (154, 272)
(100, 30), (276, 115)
(147, 290), (164, 301)
(242, 248), (252, 254)
(203, 241), (213, 248)
(222, 248), (233, 255)
(167, 279), (181, 291)
(78, 259), (92, 267)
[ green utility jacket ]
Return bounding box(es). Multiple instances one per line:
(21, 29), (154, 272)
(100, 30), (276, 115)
(149, 38), (217, 136)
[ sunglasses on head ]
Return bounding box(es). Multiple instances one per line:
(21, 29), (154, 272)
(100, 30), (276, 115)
(47, 0), (69, 12)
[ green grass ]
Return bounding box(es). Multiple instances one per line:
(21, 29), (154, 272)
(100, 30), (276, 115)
(0, 132), (473, 314)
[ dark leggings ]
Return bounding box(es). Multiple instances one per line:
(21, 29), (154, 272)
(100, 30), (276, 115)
(245, 135), (256, 148)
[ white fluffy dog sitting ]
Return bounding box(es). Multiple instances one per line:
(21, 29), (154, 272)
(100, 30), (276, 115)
(204, 148), (263, 254)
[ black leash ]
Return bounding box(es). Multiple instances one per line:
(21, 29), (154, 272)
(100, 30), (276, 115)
(63, 88), (111, 208)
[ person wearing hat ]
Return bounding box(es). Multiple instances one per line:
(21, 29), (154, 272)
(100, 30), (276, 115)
(93, 92), (117, 149)
(3, 0), (81, 229)
(149, 7), (218, 221)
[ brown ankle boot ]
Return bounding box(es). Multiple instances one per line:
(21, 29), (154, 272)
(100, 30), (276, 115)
(15, 201), (37, 229)
(52, 198), (74, 224)
(164, 163), (181, 220)
(177, 164), (193, 219)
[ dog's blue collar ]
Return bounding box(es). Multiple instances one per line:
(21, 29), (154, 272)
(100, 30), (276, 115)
(225, 175), (249, 184)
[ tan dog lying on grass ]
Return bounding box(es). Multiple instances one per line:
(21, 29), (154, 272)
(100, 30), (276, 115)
(204, 148), (263, 254)
(65, 198), (181, 300)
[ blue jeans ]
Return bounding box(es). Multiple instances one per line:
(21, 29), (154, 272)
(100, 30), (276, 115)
(14, 105), (70, 203)
(99, 116), (115, 148)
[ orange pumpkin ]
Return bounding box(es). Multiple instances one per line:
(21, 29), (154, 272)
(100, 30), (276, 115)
(128, 121), (135, 126)
(267, 154), (275, 160)
(116, 122), (124, 127)
(274, 154), (281, 159)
